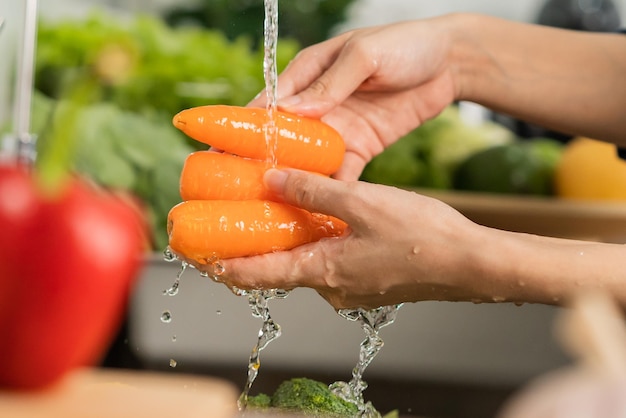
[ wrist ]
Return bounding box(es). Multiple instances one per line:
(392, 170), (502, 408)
(444, 13), (501, 103)
(452, 226), (561, 305)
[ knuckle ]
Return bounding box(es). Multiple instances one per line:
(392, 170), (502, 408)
(287, 173), (319, 209)
(308, 77), (332, 97)
(343, 37), (378, 72)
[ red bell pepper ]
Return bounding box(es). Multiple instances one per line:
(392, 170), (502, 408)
(0, 162), (147, 390)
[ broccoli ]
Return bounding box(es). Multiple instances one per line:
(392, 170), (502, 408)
(247, 377), (358, 416)
(246, 392), (272, 409)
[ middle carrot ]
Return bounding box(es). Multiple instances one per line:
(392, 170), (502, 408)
(180, 151), (274, 201)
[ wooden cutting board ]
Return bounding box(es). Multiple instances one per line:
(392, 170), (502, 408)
(0, 368), (239, 418)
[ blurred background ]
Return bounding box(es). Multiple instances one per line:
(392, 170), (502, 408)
(1, 1), (626, 417)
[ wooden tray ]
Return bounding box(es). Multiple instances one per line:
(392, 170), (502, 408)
(0, 369), (238, 418)
(413, 189), (626, 243)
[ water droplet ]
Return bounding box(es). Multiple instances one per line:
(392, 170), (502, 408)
(411, 246), (420, 255)
(216, 310), (222, 316)
(161, 310), (172, 323)
(518, 281), (526, 287)
(169, 359), (177, 368)
(172, 335), (177, 342)
(514, 301), (525, 307)
(232, 286), (248, 296)
(163, 247), (178, 262)
(579, 251), (585, 256)
(492, 296), (506, 303)
(471, 299), (483, 305)
(162, 284), (179, 297)
(212, 262), (225, 276)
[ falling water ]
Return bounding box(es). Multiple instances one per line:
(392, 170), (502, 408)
(237, 0), (291, 411)
(237, 288), (289, 409)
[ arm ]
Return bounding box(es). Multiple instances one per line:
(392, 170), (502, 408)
(453, 14), (626, 146)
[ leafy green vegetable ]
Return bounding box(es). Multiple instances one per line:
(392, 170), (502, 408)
(164, 0), (357, 47)
(36, 13), (299, 120)
(30, 91), (192, 249)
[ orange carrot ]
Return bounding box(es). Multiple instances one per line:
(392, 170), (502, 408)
(180, 151), (274, 201)
(172, 105), (345, 175)
(167, 200), (347, 262)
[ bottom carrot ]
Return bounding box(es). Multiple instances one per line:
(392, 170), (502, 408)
(167, 200), (347, 262)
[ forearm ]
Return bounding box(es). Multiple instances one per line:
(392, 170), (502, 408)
(462, 226), (626, 306)
(448, 13), (626, 145)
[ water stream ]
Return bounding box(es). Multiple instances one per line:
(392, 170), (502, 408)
(331, 304), (404, 417)
(237, 0), (289, 410)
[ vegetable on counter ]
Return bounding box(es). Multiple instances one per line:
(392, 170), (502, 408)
(0, 165), (146, 390)
(247, 377), (398, 417)
(361, 105), (567, 197)
(453, 138), (564, 196)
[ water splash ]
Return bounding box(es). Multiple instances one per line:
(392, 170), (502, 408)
(330, 304), (404, 417)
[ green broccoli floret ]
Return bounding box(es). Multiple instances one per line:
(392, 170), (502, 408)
(246, 392), (272, 409)
(270, 378), (359, 416)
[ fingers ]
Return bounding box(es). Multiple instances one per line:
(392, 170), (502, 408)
(264, 168), (360, 223)
(331, 151), (368, 182)
(247, 35), (348, 109)
(249, 31), (380, 118)
(218, 240), (334, 291)
(277, 38), (380, 118)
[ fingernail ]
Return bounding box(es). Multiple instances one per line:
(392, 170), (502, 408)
(263, 168), (288, 194)
(277, 95), (302, 109)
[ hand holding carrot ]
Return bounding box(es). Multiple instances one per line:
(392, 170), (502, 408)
(216, 168), (485, 308)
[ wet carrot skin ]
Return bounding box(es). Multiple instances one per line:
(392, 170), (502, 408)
(180, 151), (273, 201)
(173, 105), (345, 175)
(167, 199), (347, 262)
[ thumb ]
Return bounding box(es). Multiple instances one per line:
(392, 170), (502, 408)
(264, 168), (353, 221)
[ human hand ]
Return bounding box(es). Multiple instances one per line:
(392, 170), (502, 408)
(216, 169), (483, 309)
(249, 16), (461, 181)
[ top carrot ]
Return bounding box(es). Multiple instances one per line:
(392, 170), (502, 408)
(172, 105), (345, 175)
